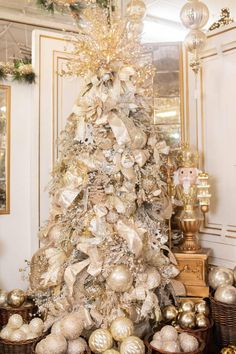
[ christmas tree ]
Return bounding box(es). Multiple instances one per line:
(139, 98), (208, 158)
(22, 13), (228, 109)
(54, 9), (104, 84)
(29, 3), (179, 351)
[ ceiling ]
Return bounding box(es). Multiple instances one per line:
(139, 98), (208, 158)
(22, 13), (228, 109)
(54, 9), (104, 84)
(0, 0), (235, 60)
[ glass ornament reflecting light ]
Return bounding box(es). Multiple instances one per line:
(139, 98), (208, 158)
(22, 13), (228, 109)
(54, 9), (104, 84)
(180, 0), (209, 29)
(126, 0), (146, 22)
(184, 29), (206, 53)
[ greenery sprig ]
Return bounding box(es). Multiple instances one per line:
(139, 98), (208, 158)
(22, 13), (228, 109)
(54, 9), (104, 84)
(0, 59), (36, 84)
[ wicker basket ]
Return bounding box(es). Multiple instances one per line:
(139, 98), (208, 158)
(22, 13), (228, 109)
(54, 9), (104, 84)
(0, 301), (38, 328)
(0, 332), (47, 354)
(210, 295), (236, 347)
(145, 333), (205, 354)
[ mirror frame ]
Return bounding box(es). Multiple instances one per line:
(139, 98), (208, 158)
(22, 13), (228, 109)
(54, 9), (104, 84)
(0, 85), (11, 214)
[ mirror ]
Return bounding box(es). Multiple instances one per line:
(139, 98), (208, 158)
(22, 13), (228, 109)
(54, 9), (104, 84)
(0, 85), (10, 214)
(146, 42), (184, 146)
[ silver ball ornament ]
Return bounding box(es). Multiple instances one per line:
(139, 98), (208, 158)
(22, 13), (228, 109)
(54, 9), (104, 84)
(110, 317), (134, 341)
(184, 29), (206, 53)
(107, 265), (133, 292)
(0, 289), (8, 306)
(180, 0), (209, 29)
(89, 329), (113, 353)
(209, 267), (234, 289)
(120, 336), (145, 354)
(214, 285), (236, 304)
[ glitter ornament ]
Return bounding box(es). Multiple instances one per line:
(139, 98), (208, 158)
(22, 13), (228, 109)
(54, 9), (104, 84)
(162, 341), (180, 353)
(29, 317), (44, 335)
(8, 314), (24, 329)
(110, 317), (134, 341)
(160, 325), (178, 342)
(44, 333), (68, 354)
(126, 0), (146, 22)
(0, 289), (8, 306)
(7, 289), (26, 308)
(120, 336), (145, 354)
(0, 326), (13, 340)
(153, 331), (162, 342)
(68, 337), (88, 354)
(10, 329), (27, 342)
(89, 329), (113, 353)
(150, 339), (163, 351)
(209, 267), (234, 289)
(179, 333), (199, 352)
(178, 312), (196, 329)
(214, 285), (236, 304)
(107, 265), (133, 292)
(61, 312), (84, 340)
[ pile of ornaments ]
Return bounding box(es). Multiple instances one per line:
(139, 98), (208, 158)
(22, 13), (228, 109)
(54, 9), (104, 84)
(89, 317), (145, 354)
(0, 288), (26, 308)
(150, 325), (200, 353)
(35, 311), (87, 354)
(162, 300), (210, 330)
(0, 314), (44, 342)
(209, 266), (236, 304)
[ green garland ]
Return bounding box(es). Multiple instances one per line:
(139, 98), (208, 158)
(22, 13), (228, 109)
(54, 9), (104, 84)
(0, 60), (36, 84)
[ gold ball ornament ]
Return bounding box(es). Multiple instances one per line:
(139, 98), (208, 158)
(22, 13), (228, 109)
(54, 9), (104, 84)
(126, 0), (146, 22)
(89, 329), (113, 353)
(61, 312), (84, 340)
(8, 314), (24, 329)
(178, 311), (196, 329)
(7, 289), (26, 308)
(179, 300), (195, 313)
(196, 313), (210, 328)
(180, 0), (209, 29)
(107, 265), (133, 292)
(184, 29), (206, 53)
(120, 336), (145, 354)
(209, 267), (234, 290)
(110, 317), (134, 341)
(162, 305), (178, 322)
(214, 285), (236, 304)
(0, 289), (8, 306)
(195, 300), (209, 316)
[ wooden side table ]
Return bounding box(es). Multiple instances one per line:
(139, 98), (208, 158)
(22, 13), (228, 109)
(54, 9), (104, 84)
(173, 248), (211, 297)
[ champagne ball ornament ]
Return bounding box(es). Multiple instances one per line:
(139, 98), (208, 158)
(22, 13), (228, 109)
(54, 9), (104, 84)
(178, 311), (196, 329)
(61, 312), (84, 340)
(179, 300), (195, 313)
(160, 325), (178, 342)
(0, 326), (13, 340)
(35, 339), (46, 354)
(11, 329), (27, 342)
(107, 265), (133, 292)
(68, 338), (88, 354)
(214, 285), (236, 304)
(110, 317), (134, 341)
(44, 334), (68, 354)
(20, 324), (30, 334)
(195, 300), (209, 316)
(196, 313), (210, 328)
(0, 289), (8, 306)
(89, 329), (113, 353)
(162, 305), (178, 321)
(209, 267), (234, 289)
(51, 320), (63, 336)
(8, 314), (24, 329)
(7, 289), (26, 308)
(162, 341), (181, 353)
(184, 29), (206, 53)
(120, 336), (145, 354)
(179, 333), (199, 352)
(29, 317), (44, 335)
(180, 0), (209, 29)
(126, 0), (146, 23)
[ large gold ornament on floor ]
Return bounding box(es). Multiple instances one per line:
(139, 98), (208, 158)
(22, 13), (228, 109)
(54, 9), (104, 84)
(120, 336), (145, 354)
(7, 289), (26, 308)
(110, 317), (134, 341)
(89, 329), (113, 353)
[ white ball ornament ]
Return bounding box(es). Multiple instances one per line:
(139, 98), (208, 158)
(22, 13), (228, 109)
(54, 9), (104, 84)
(150, 340), (163, 350)
(10, 329), (27, 342)
(120, 336), (145, 354)
(8, 314), (24, 329)
(214, 285), (236, 304)
(35, 339), (47, 354)
(160, 325), (178, 342)
(29, 317), (44, 335)
(162, 341), (181, 353)
(179, 333), (199, 352)
(61, 312), (84, 340)
(20, 324), (30, 334)
(51, 320), (63, 336)
(153, 331), (162, 342)
(44, 333), (67, 354)
(209, 267), (234, 289)
(26, 331), (37, 340)
(107, 265), (133, 292)
(110, 317), (134, 341)
(89, 329), (113, 353)
(0, 326), (13, 340)
(68, 337), (88, 354)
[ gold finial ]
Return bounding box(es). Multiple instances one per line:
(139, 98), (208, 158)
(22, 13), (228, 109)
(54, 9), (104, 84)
(209, 8), (234, 31)
(176, 144), (199, 168)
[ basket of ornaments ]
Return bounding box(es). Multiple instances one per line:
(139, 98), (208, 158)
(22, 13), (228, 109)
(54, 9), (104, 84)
(0, 314), (47, 354)
(145, 324), (205, 354)
(161, 299), (213, 352)
(208, 266), (236, 347)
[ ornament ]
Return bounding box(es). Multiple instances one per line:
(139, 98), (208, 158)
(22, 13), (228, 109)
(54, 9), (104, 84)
(0, 289), (8, 306)
(178, 311), (196, 329)
(209, 267), (234, 289)
(44, 334), (67, 354)
(104, 350), (120, 354)
(110, 317), (134, 341)
(7, 289), (26, 308)
(107, 265), (133, 292)
(35, 339), (46, 354)
(89, 329), (113, 353)
(126, 0), (146, 23)
(214, 285), (236, 304)
(20, 324), (30, 334)
(179, 300), (195, 313)
(150, 339), (163, 351)
(196, 313), (210, 328)
(184, 29), (206, 53)
(10, 329), (27, 342)
(162, 341), (181, 352)
(0, 326), (13, 340)
(195, 300), (209, 316)
(120, 336), (145, 354)
(27, 331), (37, 340)
(51, 320), (63, 336)
(162, 305), (178, 322)
(153, 331), (162, 342)
(29, 317), (44, 335)
(8, 314), (24, 329)
(61, 312), (84, 340)
(179, 332), (199, 352)
(180, 0), (209, 29)
(160, 325), (178, 342)
(68, 337), (88, 354)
